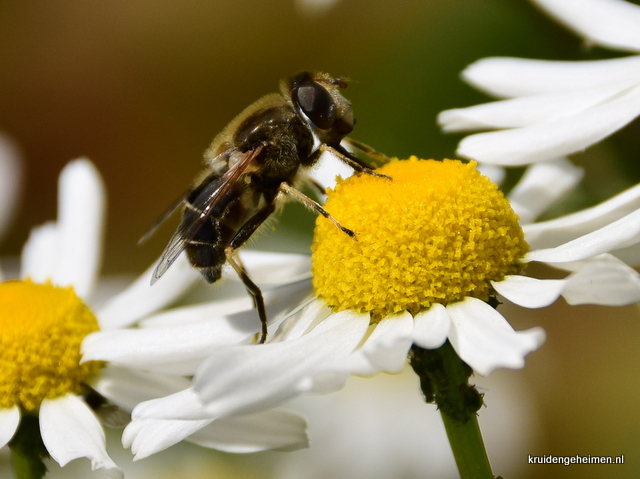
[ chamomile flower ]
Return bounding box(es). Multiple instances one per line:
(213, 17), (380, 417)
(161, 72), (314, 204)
(437, 0), (640, 170)
(129, 156), (640, 423)
(0, 159), (122, 478)
(1, 159), (309, 477)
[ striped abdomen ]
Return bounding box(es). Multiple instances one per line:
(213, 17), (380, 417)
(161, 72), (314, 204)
(182, 172), (257, 283)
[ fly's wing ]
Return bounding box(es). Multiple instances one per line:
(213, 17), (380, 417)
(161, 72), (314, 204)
(138, 189), (191, 246)
(150, 145), (264, 284)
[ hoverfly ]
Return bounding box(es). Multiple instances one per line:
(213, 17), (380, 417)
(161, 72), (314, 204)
(146, 72), (388, 343)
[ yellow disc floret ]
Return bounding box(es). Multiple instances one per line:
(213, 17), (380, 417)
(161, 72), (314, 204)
(312, 157), (528, 319)
(0, 279), (102, 411)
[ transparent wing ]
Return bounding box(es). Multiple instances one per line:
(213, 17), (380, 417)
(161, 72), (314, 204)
(138, 188), (191, 246)
(151, 146), (264, 284)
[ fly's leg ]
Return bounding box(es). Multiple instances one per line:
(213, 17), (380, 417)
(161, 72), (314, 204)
(313, 144), (392, 180)
(225, 247), (268, 344)
(279, 182), (355, 238)
(341, 137), (389, 165)
(227, 203), (276, 343)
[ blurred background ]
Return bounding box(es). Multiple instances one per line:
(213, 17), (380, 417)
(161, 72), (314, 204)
(1, 0), (640, 477)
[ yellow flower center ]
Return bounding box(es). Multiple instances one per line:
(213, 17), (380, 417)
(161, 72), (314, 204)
(312, 157), (528, 318)
(0, 279), (102, 411)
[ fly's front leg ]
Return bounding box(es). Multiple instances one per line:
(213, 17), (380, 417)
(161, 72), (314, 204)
(279, 182), (356, 238)
(315, 144), (392, 180)
(341, 137), (389, 165)
(225, 248), (268, 344)
(227, 203), (276, 344)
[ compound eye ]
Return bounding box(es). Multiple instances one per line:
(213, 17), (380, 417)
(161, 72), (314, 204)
(295, 82), (335, 130)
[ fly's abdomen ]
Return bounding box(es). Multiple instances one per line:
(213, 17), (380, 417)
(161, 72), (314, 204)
(181, 173), (230, 284)
(180, 203), (224, 283)
(187, 246), (222, 283)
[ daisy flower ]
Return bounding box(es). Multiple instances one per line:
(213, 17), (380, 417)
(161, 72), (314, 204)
(1, 159), (309, 478)
(437, 0), (640, 171)
(123, 156), (640, 427)
(0, 159), (122, 478)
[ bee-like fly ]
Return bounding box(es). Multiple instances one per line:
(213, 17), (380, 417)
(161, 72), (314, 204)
(147, 72), (387, 343)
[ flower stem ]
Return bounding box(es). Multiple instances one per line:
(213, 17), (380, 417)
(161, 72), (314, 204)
(409, 342), (495, 479)
(440, 408), (494, 478)
(9, 413), (48, 479)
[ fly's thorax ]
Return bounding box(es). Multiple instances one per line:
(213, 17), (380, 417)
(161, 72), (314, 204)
(204, 92), (284, 160)
(235, 105), (312, 150)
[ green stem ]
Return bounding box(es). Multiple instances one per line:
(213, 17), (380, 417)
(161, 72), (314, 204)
(440, 409), (493, 479)
(409, 341), (496, 479)
(9, 413), (48, 479)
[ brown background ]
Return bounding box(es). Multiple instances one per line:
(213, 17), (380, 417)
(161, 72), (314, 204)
(1, 1), (640, 477)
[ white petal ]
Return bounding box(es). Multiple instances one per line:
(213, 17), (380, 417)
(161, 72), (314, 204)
(270, 299), (330, 342)
(20, 222), (58, 281)
(188, 409), (308, 453)
(532, 0), (640, 52)
(133, 388), (208, 421)
(195, 310), (370, 417)
(439, 81), (635, 132)
(140, 278), (312, 330)
(132, 389), (310, 454)
(540, 252), (616, 272)
(526, 208), (640, 263)
(412, 303), (451, 349)
(462, 56), (640, 98)
(281, 306), (365, 390)
(346, 312), (414, 374)
(54, 159), (106, 299)
(491, 275), (566, 308)
(39, 394), (122, 479)
(524, 182), (640, 249)
(0, 406), (20, 448)
(89, 365), (191, 411)
(236, 251), (312, 285)
(562, 255), (640, 305)
(123, 417), (212, 460)
(297, 367), (353, 394)
(508, 159), (584, 224)
(0, 134), (22, 242)
(95, 254), (200, 329)
(446, 298), (546, 375)
(457, 84), (640, 165)
(86, 284), (312, 374)
(139, 294), (255, 327)
(83, 319), (244, 375)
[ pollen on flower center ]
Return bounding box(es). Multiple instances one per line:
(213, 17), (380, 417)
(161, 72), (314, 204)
(311, 157), (528, 318)
(0, 279), (102, 411)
